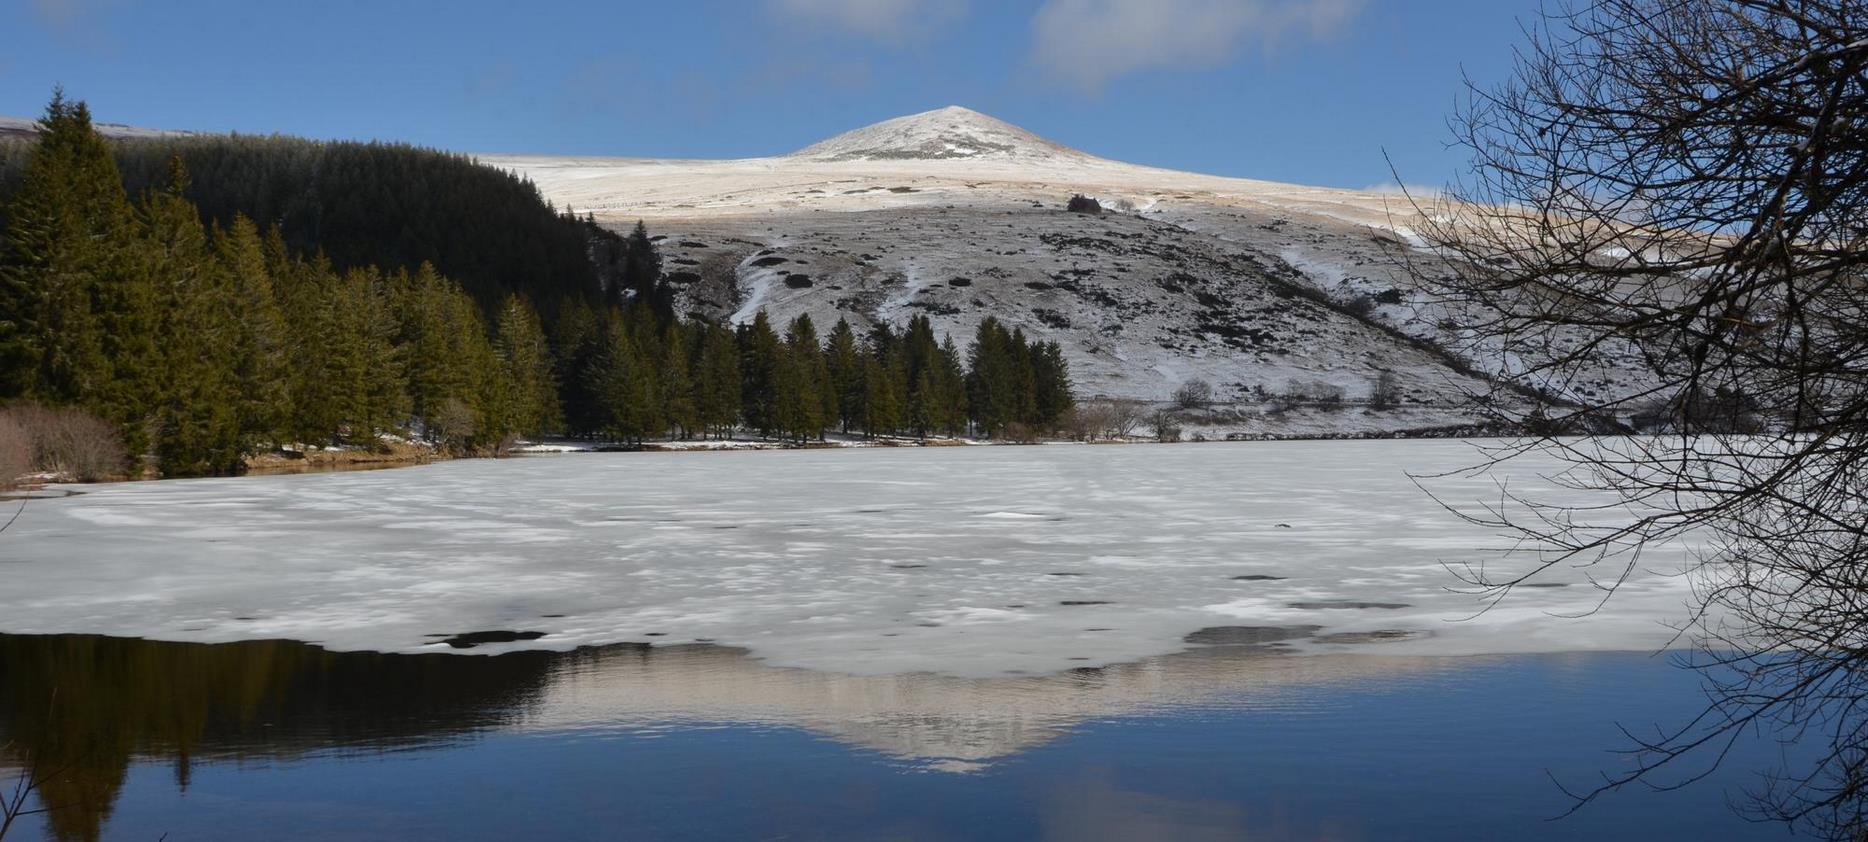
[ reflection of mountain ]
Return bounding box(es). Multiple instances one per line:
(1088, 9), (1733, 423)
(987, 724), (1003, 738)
(0, 633), (1464, 841)
(526, 641), (1450, 769)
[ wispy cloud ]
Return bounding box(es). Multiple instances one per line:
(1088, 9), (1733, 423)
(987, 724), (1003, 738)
(766, 0), (968, 46)
(1362, 181), (1442, 198)
(464, 62), (516, 103)
(31, 0), (85, 27)
(27, 0), (134, 53)
(1031, 0), (1364, 93)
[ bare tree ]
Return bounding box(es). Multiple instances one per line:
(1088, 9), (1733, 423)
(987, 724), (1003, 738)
(1369, 371), (1402, 411)
(1151, 409), (1183, 442)
(1412, 1), (1868, 836)
(1173, 378), (1214, 410)
(0, 743), (51, 841)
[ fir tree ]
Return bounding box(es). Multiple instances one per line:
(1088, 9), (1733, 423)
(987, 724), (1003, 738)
(0, 91), (146, 444)
(659, 323), (699, 439)
(825, 318), (864, 433)
(738, 311), (782, 437)
(593, 318), (659, 445)
(862, 352), (905, 437)
(1033, 340), (1075, 431)
(550, 298), (607, 437)
(622, 220), (670, 322)
(967, 317), (1016, 437)
(142, 157), (241, 475)
(785, 314), (832, 441)
(695, 321), (741, 439)
(214, 214), (290, 448)
(493, 295), (561, 437)
(936, 336), (969, 437)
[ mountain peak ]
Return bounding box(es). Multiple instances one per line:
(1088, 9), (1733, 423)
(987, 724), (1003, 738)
(790, 106), (1087, 163)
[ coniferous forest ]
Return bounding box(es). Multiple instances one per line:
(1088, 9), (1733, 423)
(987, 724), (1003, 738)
(0, 94), (1074, 478)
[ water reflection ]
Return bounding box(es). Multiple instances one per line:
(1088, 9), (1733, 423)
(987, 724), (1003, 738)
(0, 632), (1470, 841)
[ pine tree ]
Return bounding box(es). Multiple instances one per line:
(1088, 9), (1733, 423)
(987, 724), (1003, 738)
(550, 298), (606, 437)
(862, 352), (905, 438)
(738, 311), (782, 437)
(1033, 340), (1075, 431)
(967, 317), (1015, 437)
(279, 254), (345, 444)
(622, 220), (670, 321)
(1010, 326), (1040, 426)
(695, 321), (741, 438)
(825, 318), (864, 433)
(784, 314), (832, 441)
(214, 214), (290, 448)
(493, 295), (561, 437)
(396, 263), (482, 441)
(0, 91), (131, 404)
(659, 323), (698, 439)
(936, 336), (969, 437)
(593, 318), (659, 445)
(142, 157), (241, 475)
(337, 266), (407, 445)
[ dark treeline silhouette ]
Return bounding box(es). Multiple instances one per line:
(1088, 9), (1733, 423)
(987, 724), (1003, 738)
(0, 632), (585, 842)
(0, 94), (1074, 477)
(549, 305), (1073, 445)
(0, 114), (619, 313)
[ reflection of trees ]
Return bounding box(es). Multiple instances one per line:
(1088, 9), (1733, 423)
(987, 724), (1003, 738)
(0, 634), (588, 842)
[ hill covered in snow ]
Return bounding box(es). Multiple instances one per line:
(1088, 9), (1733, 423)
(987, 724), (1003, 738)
(486, 107), (1647, 434)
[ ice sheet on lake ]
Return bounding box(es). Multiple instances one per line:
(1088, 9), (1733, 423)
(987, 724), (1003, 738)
(0, 441), (1701, 677)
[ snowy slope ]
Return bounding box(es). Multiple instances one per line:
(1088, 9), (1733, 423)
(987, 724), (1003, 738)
(485, 107), (1650, 423)
(0, 114), (202, 141)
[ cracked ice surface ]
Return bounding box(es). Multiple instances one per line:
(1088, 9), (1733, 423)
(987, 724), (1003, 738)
(0, 441), (1701, 677)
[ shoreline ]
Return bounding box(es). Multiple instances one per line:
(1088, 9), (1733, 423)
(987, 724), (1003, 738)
(15, 419), (1533, 489)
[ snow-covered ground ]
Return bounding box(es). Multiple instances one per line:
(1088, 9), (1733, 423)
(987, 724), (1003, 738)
(482, 106), (1654, 414)
(2, 441), (1701, 678)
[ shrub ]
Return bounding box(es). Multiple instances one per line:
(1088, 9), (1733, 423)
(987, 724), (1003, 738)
(0, 414), (29, 489)
(1173, 378), (1214, 409)
(1277, 380), (1346, 410)
(3, 405), (128, 482)
(1370, 371), (1401, 411)
(432, 398), (478, 454)
(1001, 422), (1040, 444)
(1067, 194), (1102, 214)
(1152, 409), (1182, 443)
(1067, 399), (1148, 439)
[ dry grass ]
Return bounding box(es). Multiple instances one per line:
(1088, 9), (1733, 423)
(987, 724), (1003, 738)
(0, 414), (28, 490)
(0, 405), (128, 483)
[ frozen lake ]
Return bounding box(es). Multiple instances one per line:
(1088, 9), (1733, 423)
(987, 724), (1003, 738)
(0, 440), (1698, 676)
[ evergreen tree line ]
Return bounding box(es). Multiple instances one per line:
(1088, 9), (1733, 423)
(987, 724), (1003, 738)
(545, 306), (1072, 445)
(0, 95), (559, 475)
(0, 103), (617, 313)
(0, 95), (1076, 478)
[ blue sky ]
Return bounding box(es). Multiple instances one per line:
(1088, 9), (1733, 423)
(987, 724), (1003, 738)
(0, 0), (1541, 190)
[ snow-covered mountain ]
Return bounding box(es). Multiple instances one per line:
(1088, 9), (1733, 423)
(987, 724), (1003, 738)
(489, 106), (1645, 434)
(789, 105), (1088, 163)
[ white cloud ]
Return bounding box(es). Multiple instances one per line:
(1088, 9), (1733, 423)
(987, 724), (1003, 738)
(1031, 0), (1364, 92)
(1362, 181), (1443, 198)
(767, 0), (968, 45)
